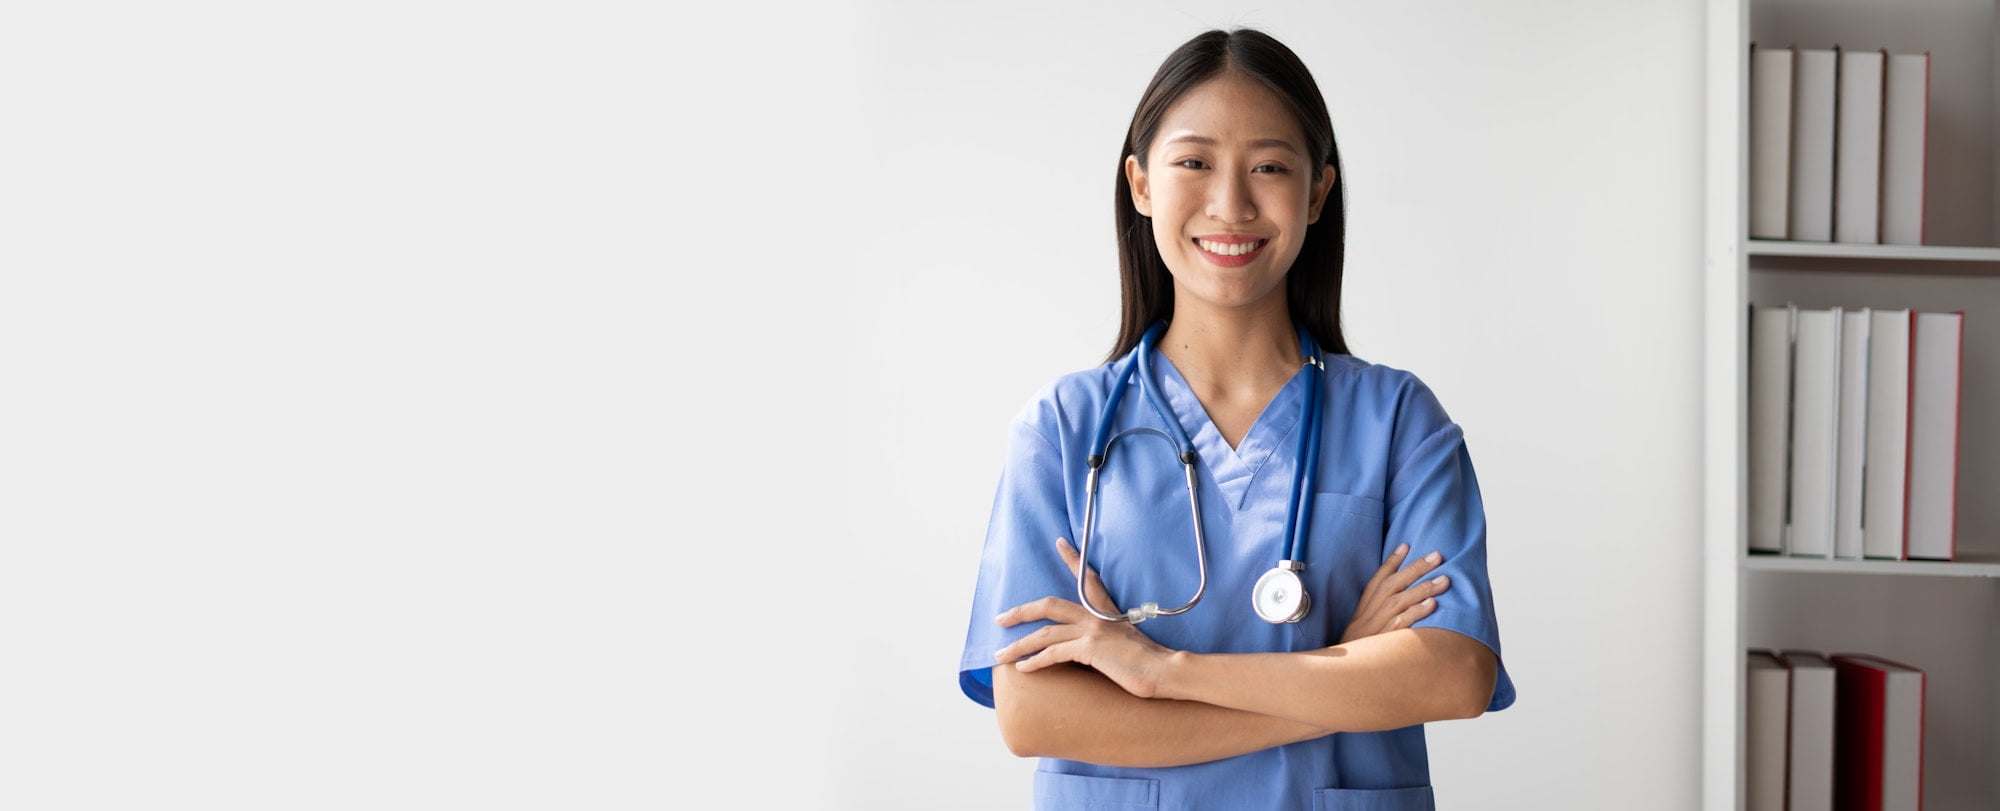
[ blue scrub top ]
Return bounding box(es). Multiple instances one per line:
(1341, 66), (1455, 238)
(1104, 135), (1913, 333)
(959, 345), (1514, 811)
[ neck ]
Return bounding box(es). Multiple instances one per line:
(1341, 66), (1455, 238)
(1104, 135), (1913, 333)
(1157, 298), (1301, 392)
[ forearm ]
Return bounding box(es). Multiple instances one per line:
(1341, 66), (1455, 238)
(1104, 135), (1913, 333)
(1157, 627), (1497, 733)
(993, 662), (1329, 768)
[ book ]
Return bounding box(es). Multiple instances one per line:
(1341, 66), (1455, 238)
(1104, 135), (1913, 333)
(1746, 650), (1790, 811)
(1831, 654), (1925, 811)
(1835, 308), (1869, 559)
(1749, 305), (1795, 553)
(1791, 49), (1838, 242)
(1881, 52), (1929, 245)
(1750, 44), (1794, 240)
(1788, 308), (1841, 557)
(1863, 309), (1913, 559)
(1906, 311), (1962, 560)
(1835, 48), (1885, 243)
(1783, 651), (1838, 811)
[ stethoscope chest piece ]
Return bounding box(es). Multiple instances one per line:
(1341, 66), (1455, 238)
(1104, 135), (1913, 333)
(1251, 560), (1310, 624)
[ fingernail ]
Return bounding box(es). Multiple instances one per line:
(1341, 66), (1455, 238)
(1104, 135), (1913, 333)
(1394, 543), (1409, 556)
(1424, 551), (1442, 564)
(994, 649), (1007, 662)
(1431, 575), (1449, 586)
(1057, 538), (1072, 550)
(1422, 597), (1436, 608)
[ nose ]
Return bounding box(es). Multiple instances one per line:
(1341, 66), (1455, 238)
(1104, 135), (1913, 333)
(1206, 172), (1257, 223)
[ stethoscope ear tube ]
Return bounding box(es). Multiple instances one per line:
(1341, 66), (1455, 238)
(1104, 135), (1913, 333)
(1076, 425), (1207, 624)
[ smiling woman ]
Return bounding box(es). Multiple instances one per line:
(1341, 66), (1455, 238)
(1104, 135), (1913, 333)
(957, 28), (1514, 811)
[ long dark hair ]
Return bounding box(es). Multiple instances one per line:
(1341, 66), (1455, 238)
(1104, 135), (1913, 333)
(1109, 28), (1348, 360)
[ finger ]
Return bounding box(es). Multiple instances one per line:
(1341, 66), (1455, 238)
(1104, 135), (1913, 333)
(1377, 573), (1450, 619)
(996, 596), (1091, 628)
(1015, 639), (1083, 673)
(1392, 596), (1438, 630)
(995, 623), (1083, 664)
(1413, 573), (1450, 597)
(1359, 543), (1411, 603)
(1057, 538), (1120, 615)
(1055, 536), (1081, 575)
(1383, 549), (1446, 593)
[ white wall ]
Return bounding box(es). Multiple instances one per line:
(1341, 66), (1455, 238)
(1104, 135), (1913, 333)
(838, 1), (1707, 809)
(3, 1), (1705, 808)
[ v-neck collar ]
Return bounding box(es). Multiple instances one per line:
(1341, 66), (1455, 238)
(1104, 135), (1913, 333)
(1147, 347), (1310, 510)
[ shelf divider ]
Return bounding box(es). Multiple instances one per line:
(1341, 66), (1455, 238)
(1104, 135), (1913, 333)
(1742, 552), (2000, 577)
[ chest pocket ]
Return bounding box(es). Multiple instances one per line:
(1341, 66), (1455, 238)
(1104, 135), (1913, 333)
(1292, 492), (1387, 650)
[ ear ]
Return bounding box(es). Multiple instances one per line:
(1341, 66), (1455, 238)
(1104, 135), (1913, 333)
(1124, 154), (1152, 217)
(1306, 163), (1337, 224)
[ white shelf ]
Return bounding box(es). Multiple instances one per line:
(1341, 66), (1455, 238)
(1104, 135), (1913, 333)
(1710, 0), (2000, 807)
(1744, 554), (2000, 578)
(1747, 240), (2000, 263)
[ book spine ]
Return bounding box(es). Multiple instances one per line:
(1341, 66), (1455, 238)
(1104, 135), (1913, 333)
(1750, 44), (1794, 240)
(1834, 49), (1884, 243)
(1791, 49), (1838, 242)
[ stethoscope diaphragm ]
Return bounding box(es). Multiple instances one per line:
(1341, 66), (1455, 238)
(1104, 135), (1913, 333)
(1251, 561), (1310, 624)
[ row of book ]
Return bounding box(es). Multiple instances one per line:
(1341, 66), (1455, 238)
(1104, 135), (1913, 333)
(1746, 650), (1925, 811)
(1749, 44), (1928, 244)
(1748, 306), (1961, 560)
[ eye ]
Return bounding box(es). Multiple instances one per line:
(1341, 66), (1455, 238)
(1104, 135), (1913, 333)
(1252, 164), (1290, 174)
(1174, 158), (1209, 170)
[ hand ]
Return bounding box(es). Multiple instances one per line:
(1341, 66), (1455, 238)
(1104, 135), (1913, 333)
(1339, 544), (1449, 645)
(993, 538), (1178, 699)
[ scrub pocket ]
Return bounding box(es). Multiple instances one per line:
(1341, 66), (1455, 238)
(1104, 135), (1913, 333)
(1294, 492), (1388, 650)
(1033, 771), (1159, 810)
(1312, 785), (1436, 811)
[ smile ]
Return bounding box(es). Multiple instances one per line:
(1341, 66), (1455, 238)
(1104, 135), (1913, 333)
(1192, 237), (1269, 267)
(1195, 238), (1267, 256)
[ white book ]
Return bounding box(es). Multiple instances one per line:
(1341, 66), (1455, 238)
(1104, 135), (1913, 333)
(1881, 53), (1929, 245)
(1749, 45), (1794, 240)
(1783, 651), (1838, 811)
(1745, 650), (1789, 811)
(1748, 305), (1794, 553)
(1835, 48), (1885, 243)
(1835, 308), (1869, 558)
(1863, 309), (1913, 559)
(1907, 311), (1962, 560)
(1790, 49), (1838, 242)
(1788, 308), (1840, 558)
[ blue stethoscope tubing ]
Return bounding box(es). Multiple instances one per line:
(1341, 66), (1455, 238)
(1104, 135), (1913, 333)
(1076, 321), (1325, 624)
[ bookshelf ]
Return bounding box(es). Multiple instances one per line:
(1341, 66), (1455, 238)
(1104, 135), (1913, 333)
(1705, 0), (2000, 808)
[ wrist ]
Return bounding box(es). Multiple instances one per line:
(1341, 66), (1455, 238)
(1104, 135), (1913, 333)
(1155, 650), (1199, 701)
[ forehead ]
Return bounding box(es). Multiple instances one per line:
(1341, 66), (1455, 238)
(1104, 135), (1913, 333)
(1151, 72), (1306, 153)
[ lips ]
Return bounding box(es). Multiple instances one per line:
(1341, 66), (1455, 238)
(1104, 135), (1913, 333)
(1192, 236), (1269, 267)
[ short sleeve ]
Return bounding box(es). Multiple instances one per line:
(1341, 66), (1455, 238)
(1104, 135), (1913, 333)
(957, 414), (1077, 709)
(1385, 401), (1516, 712)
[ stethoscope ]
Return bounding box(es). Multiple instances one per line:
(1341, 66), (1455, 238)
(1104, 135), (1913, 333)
(1076, 321), (1326, 625)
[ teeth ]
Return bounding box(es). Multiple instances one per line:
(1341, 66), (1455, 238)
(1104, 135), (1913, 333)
(1199, 239), (1261, 256)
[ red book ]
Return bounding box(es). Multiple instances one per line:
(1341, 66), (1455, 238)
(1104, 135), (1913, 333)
(1831, 654), (1926, 811)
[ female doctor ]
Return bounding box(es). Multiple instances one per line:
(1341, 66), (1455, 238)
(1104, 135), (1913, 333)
(957, 29), (1514, 811)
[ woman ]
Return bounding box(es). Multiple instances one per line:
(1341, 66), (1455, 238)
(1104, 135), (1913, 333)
(958, 28), (1513, 811)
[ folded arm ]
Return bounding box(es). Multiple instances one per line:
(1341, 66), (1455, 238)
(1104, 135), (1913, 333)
(1156, 626), (1497, 732)
(993, 663), (1327, 768)
(990, 539), (1483, 765)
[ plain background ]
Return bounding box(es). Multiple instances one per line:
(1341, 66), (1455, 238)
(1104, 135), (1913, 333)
(2, 1), (1705, 808)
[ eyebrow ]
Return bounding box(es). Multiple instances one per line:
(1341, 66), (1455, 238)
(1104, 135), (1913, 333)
(1160, 134), (1302, 154)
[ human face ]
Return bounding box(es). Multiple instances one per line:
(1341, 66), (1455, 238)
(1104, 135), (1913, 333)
(1124, 72), (1336, 315)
